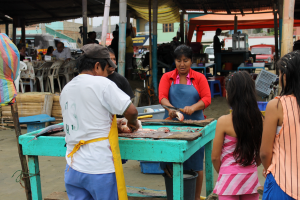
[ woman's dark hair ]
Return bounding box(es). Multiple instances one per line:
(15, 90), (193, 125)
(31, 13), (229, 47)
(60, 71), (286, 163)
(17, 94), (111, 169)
(277, 51), (300, 107)
(174, 45), (193, 60)
(17, 43), (25, 51)
(225, 71), (263, 166)
(77, 55), (108, 73)
(46, 46), (54, 55)
(107, 47), (115, 55)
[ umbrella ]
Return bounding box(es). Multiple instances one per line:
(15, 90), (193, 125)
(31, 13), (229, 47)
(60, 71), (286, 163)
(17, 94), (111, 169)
(0, 33), (20, 105)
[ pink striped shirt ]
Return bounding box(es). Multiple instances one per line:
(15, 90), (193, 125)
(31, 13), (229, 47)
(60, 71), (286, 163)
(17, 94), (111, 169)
(175, 73), (191, 85)
(213, 135), (260, 195)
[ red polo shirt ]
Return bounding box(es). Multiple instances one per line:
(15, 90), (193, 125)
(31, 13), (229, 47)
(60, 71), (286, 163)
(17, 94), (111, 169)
(159, 68), (211, 108)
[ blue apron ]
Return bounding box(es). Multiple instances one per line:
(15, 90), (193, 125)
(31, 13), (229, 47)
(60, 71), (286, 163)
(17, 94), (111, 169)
(161, 81), (205, 171)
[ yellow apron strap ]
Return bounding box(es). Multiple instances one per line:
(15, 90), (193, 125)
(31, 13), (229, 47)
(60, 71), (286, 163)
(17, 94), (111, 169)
(109, 115), (128, 200)
(67, 137), (109, 159)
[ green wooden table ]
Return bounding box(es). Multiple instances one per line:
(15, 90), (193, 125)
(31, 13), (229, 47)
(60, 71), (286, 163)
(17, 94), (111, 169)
(19, 121), (216, 200)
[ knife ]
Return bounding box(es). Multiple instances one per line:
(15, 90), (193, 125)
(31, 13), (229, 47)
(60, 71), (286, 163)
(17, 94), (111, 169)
(162, 105), (184, 112)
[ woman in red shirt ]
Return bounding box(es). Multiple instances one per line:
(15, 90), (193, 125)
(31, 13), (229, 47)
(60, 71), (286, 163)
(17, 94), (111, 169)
(159, 45), (211, 200)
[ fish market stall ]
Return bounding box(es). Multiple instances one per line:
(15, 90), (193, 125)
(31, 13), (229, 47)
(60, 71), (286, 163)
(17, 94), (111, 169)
(19, 119), (217, 200)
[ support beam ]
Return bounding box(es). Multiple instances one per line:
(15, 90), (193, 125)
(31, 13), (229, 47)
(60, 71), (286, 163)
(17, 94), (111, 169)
(180, 12), (184, 44)
(74, 0), (97, 15)
(274, 4), (279, 75)
(234, 15), (238, 34)
(173, 0), (186, 13)
(21, 19), (25, 44)
(101, 0), (111, 46)
(13, 17), (17, 44)
(5, 23), (9, 35)
(223, 0), (231, 14)
(202, 4), (208, 14)
(82, 0), (88, 45)
(118, 0), (127, 76)
(152, 0), (158, 95)
(240, 8), (244, 15)
(184, 14), (188, 44)
(278, 0), (283, 53)
(281, 0), (295, 56)
(22, 0), (57, 18)
(148, 0), (153, 86)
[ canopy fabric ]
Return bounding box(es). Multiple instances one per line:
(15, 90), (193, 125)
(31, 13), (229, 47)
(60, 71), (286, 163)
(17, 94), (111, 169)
(127, 0), (180, 23)
(188, 13), (300, 42)
(0, 33), (19, 105)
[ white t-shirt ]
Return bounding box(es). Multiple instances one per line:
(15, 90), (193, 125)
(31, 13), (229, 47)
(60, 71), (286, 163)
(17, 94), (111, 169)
(53, 47), (71, 60)
(60, 74), (131, 174)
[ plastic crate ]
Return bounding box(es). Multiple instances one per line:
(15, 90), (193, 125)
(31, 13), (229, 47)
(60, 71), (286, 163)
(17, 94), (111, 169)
(257, 101), (268, 111)
(255, 70), (277, 97)
(140, 161), (164, 174)
(137, 105), (165, 119)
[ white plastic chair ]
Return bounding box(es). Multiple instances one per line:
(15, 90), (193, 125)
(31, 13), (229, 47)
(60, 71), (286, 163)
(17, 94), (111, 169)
(47, 60), (65, 93)
(35, 62), (53, 92)
(59, 60), (77, 87)
(15, 61), (27, 93)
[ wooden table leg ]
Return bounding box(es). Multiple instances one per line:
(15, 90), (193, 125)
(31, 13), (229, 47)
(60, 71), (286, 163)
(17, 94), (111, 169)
(205, 140), (214, 196)
(173, 163), (183, 200)
(28, 156), (42, 200)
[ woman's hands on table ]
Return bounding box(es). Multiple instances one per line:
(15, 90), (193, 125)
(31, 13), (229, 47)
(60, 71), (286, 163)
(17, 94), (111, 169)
(182, 106), (196, 115)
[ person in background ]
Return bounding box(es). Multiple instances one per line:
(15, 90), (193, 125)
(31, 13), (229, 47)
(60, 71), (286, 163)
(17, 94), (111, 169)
(107, 48), (134, 101)
(17, 43), (26, 61)
(211, 71), (262, 200)
(260, 51), (300, 200)
(159, 45), (211, 200)
(213, 28), (224, 58)
(61, 44), (139, 200)
(87, 31), (99, 44)
(46, 46), (54, 56)
(125, 29), (133, 79)
(109, 31), (119, 63)
(53, 42), (71, 61)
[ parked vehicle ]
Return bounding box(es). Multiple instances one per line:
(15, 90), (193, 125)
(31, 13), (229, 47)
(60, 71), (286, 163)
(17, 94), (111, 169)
(250, 44), (275, 70)
(204, 47), (214, 62)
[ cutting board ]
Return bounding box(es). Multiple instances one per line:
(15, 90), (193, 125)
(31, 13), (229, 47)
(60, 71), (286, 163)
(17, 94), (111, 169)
(118, 129), (202, 141)
(140, 118), (214, 127)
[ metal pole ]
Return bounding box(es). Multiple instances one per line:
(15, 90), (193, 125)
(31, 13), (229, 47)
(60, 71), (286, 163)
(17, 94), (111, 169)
(152, 0), (158, 95)
(82, 0), (88, 45)
(180, 12), (184, 44)
(13, 17), (17, 44)
(185, 14), (188, 44)
(274, 4), (279, 75)
(281, 0), (295, 56)
(148, 0), (152, 86)
(101, 0), (111, 46)
(234, 15), (238, 34)
(21, 19), (26, 44)
(278, 0), (283, 54)
(5, 23), (9, 36)
(118, 0), (127, 76)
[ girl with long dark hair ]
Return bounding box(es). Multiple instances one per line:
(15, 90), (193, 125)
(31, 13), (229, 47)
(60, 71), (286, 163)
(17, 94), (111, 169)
(260, 51), (300, 200)
(211, 71), (263, 200)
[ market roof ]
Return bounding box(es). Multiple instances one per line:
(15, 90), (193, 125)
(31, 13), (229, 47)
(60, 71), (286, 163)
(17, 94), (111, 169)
(0, 0), (277, 25)
(187, 13), (300, 42)
(178, 0), (274, 14)
(0, 0), (131, 25)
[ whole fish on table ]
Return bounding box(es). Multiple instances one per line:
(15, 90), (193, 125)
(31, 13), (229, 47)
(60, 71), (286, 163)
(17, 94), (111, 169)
(28, 124), (64, 143)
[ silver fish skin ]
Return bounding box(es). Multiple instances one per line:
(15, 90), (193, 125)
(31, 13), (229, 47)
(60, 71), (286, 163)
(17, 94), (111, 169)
(28, 124), (64, 143)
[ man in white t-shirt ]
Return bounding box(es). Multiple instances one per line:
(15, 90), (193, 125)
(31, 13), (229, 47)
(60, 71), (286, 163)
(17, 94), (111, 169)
(53, 42), (71, 61)
(60, 44), (139, 200)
